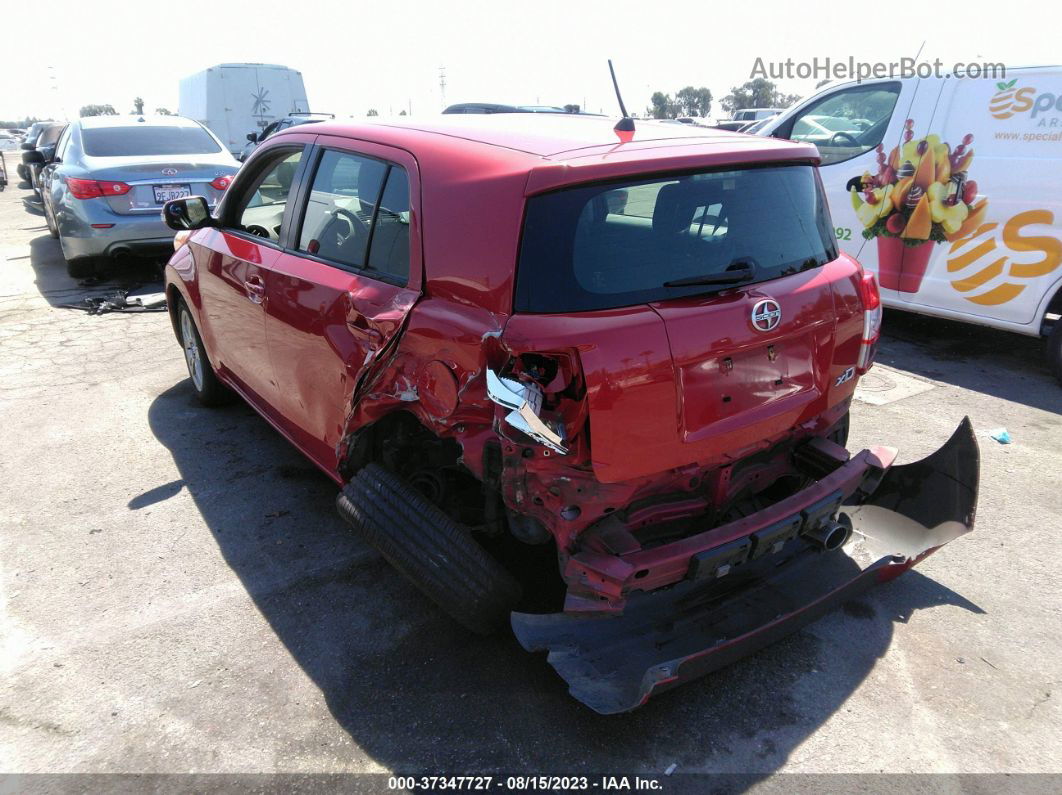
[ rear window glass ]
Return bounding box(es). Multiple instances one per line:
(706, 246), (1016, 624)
(82, 126), (222, 157)
(516, 165), (838, 313)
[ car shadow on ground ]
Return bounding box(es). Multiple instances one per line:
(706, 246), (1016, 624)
(146, 380), (984, 778)
(26, 233), (165, 309)
(877, 309), (1061, 413)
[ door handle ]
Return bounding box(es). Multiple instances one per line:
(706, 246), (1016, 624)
(243, 275), (265, 304)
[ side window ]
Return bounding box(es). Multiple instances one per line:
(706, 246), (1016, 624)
(54, 127), (72, 161)
(229, 148), (303, 242)
(297, 150), (387, 269)
(781, 83), (901, 165)
(367, 166), (411, 281)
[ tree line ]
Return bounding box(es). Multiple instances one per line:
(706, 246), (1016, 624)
(646, 79), (803, 120)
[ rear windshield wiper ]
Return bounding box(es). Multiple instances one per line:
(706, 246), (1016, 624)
(663, 260), (757, 288)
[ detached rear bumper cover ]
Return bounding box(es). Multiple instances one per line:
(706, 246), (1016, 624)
(512, 418), (979, 714)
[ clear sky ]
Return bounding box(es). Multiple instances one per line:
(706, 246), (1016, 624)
(3, 0), (1057, 123)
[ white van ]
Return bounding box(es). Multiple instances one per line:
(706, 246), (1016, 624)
(179, 63), (310, 156)
(758, 67), (1062, 382)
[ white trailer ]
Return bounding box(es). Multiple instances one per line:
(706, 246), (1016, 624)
(179, 63), (309, 155)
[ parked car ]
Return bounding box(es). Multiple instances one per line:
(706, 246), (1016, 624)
(16, 121), (56, 182)
(758, 66), (1062, 383)
(738, 116), (776, 134)
(23, 122), (66, 197)
(238, 112), (334, 161)
(0, 131), (19, 151)
(161, 114), (978, 713)
(29, 115), (238, 277)
(714, 107), (784, 131)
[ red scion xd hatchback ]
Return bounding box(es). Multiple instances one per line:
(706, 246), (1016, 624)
(161, 114), (979, 714)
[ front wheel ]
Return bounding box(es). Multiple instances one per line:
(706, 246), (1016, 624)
(1047, 321), (1062, 386)
(178, 301), (232, 406)
(337, 463), (522, 635)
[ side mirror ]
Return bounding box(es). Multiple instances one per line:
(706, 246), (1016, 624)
(162, 196), (216, 231)
(246, 132), (258, 142)
(21, 141), (34, 150)
(22, 149), (45, 165)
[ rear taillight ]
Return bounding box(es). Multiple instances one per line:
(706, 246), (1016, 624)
(66, 177), (131, 199)
(857, 271), (882, 373)
(66, 177), (103, 199)
(210, 175), (233, 191)
(98, 180), (131, 195)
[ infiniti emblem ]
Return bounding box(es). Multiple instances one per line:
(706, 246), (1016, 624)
(161, 167), (178, 176)
(751, 299), (782, 332)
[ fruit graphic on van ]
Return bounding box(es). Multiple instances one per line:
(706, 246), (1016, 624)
(989, 80), (1036, 119)
(851, 120), (987, 292)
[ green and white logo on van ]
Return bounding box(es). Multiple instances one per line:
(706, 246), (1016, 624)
(989, 80), (1062, 122)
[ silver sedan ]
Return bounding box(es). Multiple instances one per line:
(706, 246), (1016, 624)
(36, 115), (239, 277)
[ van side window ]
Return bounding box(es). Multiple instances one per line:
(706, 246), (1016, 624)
(781, 83), (901, 165)
(298, 150), (387, 269)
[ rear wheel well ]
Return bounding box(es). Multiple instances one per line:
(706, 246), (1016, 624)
(1048, 285), (1062, 317)
(339, 411), (567, 609)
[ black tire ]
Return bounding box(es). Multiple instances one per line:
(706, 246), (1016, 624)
(337, 462), (522, 635)
(176, 299), (232, 407)
(43, 198), (59, 239)
(66, 257), (96, 279)
(1047, 321), (1062, 386)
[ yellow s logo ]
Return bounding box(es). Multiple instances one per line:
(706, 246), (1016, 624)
(990, 85), (1036, 119)
(947, 210), (1062, 305)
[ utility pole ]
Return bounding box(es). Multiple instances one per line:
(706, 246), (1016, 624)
(439, 66), (447, 110)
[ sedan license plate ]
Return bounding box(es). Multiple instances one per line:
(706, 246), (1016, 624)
(153, 184), (191, 203)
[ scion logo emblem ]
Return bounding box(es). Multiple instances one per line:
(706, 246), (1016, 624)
(161, 168), (178, 176)
(751, 299), (782, 332)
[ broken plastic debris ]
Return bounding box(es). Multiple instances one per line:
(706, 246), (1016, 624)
(989, 428), (1012, 444)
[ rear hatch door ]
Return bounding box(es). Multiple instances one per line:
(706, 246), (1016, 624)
(513, 161), (859, 483)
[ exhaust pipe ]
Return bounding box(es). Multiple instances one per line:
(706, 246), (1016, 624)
(804, 512), (852, 551)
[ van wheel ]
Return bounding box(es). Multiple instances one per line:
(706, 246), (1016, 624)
(1047, 322), (1062, 386)
(177, 300), (232, 406)
(337, 462), (522, 635)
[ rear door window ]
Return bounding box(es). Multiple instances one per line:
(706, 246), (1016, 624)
(82, 125), (222, 156)
(516, 165), (837, 313)
(366, 166), (411, 281)
(296, 149), (412, 282)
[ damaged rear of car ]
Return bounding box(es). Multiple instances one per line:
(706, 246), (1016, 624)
(166, 115), (978, 714)
(332, 127), (978, 712)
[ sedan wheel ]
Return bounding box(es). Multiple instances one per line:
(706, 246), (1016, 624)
(181, 310), (205, 391)
(43, 198), (59, 239)
(177, 302), (232, 406)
